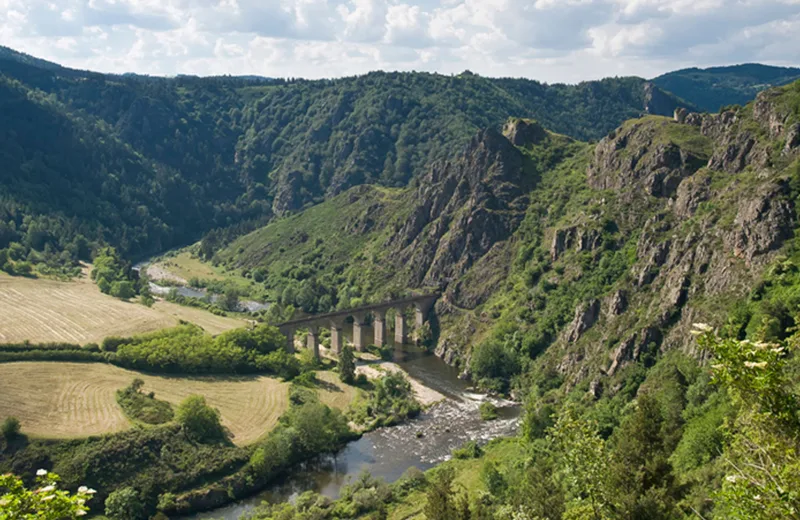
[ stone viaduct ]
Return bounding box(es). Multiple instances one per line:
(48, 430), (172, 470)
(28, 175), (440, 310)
(277, 293), (440, 359)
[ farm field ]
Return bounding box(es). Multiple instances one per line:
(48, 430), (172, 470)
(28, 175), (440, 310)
(316, 370), (361, 410)
(0, 362), (290, 445)
(0, 273), (246, 344)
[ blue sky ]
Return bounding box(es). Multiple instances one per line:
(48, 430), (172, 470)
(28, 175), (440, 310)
(1, 0), (799, 82)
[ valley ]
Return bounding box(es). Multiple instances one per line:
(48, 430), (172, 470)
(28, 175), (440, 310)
(1, 45), (800, 520)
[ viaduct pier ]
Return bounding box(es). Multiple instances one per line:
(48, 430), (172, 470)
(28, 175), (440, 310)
(277, 293), (439, 359)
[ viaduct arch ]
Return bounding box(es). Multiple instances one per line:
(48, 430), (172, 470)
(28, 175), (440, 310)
(277, 293), (440, 359)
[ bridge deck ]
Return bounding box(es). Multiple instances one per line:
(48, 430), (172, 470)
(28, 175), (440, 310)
(277, 292), (440, 329)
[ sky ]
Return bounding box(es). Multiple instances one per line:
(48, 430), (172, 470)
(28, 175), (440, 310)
(1, 0), (799, 83)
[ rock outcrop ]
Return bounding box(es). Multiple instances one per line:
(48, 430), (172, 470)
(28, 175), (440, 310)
(725, 182), (794, 264)
(588, 121), (707, 199)
(564, 299), (601, 343)
(389, 128), (534, 306)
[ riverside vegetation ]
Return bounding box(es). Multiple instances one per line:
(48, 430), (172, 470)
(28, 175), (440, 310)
(0, 324), (421, 517)
(3, 45), (800, 519)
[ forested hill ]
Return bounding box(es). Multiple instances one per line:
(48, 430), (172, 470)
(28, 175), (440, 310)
(1, 46), (791, 271)
(0, 48), (695, 267)
(653, 63), (800, 112)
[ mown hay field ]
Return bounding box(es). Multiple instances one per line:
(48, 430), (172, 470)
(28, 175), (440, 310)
(316, 370), (360, 410)
(0, 362), (290, 445)
(0, 273), (246, 344)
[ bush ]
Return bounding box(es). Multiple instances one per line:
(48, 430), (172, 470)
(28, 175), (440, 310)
(175, 395), (227, 443)
(105, 487), (146, 520)
(452, 440), (482, 459)
(116, 379), (174, 425)
(1, 416), (21, 440)
(479, 401), (499, 421)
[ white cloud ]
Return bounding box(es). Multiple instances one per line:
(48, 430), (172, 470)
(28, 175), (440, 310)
(0, 0), (798, 82)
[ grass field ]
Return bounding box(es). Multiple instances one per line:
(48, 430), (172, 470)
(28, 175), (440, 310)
(148, 250), (225, 283)
(0, 362), (289, 445)
(0, 273), (246, 344)
(0, 363), (362, 445)
(316, 371), (360, 410)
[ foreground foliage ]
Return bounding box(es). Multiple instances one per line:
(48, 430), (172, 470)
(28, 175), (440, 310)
(0, 470), (94, 519)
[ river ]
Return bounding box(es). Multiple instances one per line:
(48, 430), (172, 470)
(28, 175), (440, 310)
(189, 339), (520, 520)
(132, 260), (270, 312)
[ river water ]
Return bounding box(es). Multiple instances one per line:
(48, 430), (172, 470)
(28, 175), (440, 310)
(190, 341), (520, 520)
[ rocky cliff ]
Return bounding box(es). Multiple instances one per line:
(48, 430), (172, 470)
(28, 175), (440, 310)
(218, 80), (800, 392)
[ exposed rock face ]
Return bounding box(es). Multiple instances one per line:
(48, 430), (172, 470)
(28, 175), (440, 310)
(588, 122), (706, 199)
(549, 224), (603, 261)
(564, 299), (601, 343)
(785, 123), (800, 154)
(673, 108), (688, 123)
(707, 132), (757, 173)
(608, 327), (662, 376)
(673, 174), (711, 219)
(503, 119), (548, 147)
(604, 290), (627, 318)
(271, 170), (305, 215)
(753, 89), (790, 138)
(725, 182), (794, 264)
(643, 82), (687, 116)
(390, 129), (531, 306)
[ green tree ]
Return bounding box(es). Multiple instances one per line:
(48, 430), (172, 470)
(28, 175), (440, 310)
(424, 467), (460, 520)
(339, 345), (356, 384)
(1, 416), (21, 440)
(175, 395), (227, 443)
(547, 404), (613, 520)
(222, 287), (240, 311)
(110, 280), (136, 299)
(0, 470), (94, 519)
(694, 324), (800, 519)
(104, 487), (146, 520)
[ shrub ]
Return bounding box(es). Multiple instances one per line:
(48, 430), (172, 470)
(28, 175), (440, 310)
(479, 401), (499, 421)
(1, 416), (21, 440)
(452, 440), (482, 459)
(175, 395), (227, 443)
(116, 379), (174, 425)
(105, 487), (146, 520)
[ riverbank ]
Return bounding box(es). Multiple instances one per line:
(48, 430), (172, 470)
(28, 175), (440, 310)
(188, 348), (520, 520)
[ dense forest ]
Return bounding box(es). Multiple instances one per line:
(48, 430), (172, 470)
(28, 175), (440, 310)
(0, 45), (694, 275)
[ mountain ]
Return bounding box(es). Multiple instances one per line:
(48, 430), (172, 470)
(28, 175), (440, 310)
(652, 63), (800, 112)
(204, 79), (800, 517)
(218, 80), (800, 383)
(0, 47), (695, 272)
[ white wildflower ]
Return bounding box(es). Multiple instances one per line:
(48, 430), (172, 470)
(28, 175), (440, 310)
(754, 495), (762, 501)
(78, 486), (88, 494)
(86, 488), (97, 494)
(726, 475), (738, 483)
(0, 498), (10, 507)
(39, 485), (55, 493)
(41, 495), (55, 501)
(36, 469), (47, 476)
(77, 511), (87, 517)
(745, 361), (767, 369)
(771, 347), (785, 354)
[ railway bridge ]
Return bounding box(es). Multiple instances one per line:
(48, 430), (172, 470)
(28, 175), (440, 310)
(277, 292), (440, 359)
